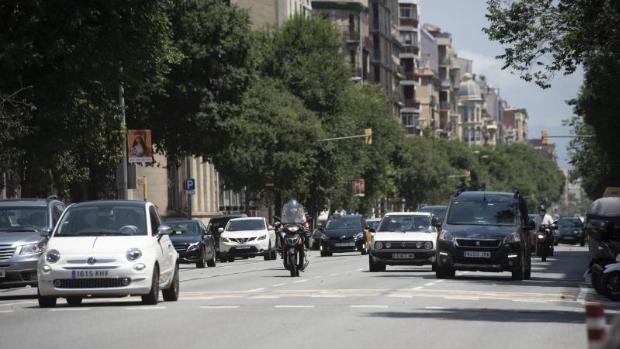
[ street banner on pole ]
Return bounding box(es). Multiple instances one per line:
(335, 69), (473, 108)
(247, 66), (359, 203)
(353, 179), (365, 197)
(127, 129), (153, 163)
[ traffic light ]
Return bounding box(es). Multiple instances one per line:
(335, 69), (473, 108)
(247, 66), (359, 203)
(364, 128), (372, 145)
(541, 128), (549, 145)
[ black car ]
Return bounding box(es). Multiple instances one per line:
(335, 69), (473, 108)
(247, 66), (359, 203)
(418, 205), (448, 223)
(206, 214), (247, 255)
(557, 216), (585, 246)
(308, 229), (322, 250)
(319, 215), (366, 257)
(165, 219), (216, 268)
(436, 191), (532, 280)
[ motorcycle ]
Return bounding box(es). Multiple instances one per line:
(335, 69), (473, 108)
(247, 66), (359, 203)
(279, 200), (310, 277)
(586, 196), (620, 300)
(536, 224), (555, 262)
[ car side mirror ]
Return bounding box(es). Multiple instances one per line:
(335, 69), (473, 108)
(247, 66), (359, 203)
(158, 225), (173, 236)
(431, 217), (441, 228)
(218, 227), (224, 233)
(39, 227), (53, 238)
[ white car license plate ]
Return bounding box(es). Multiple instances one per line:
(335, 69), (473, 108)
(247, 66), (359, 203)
(236, 245), (251, 249)
(71, 270), (109, 279)
(335, 242), (355, 247)
(464, 251), (491, 258)
(392, 253), (415, 259)
(0, 269), (5, 278)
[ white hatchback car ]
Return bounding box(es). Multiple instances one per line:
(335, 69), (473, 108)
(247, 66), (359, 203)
(218, 217), (277, 262)
(37, 200), (179, 307)
(369, 212), (438, 272)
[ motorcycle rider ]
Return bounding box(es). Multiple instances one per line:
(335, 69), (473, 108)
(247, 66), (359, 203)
(534, 204), (554, 231)
(282, 200), (308, 270)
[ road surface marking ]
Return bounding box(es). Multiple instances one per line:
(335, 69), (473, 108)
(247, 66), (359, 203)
(272, 283), (287, 287)
(387, 294), (413, 298)
(413, 286), (424, 290)
(425, 306), (447, 310)
(200, 305), (240, 309)
(424, 282), (436, 287)
(0, 302), (35, 307)
(293, 279), (308, 284)
(512, 299), (548, 303)
(247, 288), (266, 292)
(274, 305), (315, 309)
(48, 308), (92, 312)
(436, 280), (445, 283)
(0, 310), (14, 313)
(350, 305), (388, 309)
(311, 295), (345, 298)
(250, 295), (280, 299)
(444, 296), (480, 300)
(357, 268), (364, 272)
(125, 306), (166, 310)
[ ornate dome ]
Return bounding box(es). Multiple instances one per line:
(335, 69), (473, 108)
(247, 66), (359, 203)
(458, 73), (482, 101)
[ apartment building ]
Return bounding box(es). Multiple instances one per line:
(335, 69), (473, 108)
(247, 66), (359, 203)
(416, 24), (439, 134)
(503, 108), (529, 144)
(398, 0), (421, 134)
(232, 0), (312, 27)
(312, 1), (370, 82)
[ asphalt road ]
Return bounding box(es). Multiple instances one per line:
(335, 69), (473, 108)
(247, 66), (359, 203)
(0, 245), (617, 349)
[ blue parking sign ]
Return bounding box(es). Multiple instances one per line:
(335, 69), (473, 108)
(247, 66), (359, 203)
(184, 178), (196, 194)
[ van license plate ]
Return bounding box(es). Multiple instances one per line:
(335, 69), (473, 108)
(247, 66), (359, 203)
(392, 253), (415, 259)
(464, 251), (491, 258)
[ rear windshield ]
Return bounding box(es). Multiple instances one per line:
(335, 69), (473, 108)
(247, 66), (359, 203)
(447, 200), (517, 226)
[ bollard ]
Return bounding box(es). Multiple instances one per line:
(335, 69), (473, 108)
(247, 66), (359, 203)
(586, 302), (607, 348)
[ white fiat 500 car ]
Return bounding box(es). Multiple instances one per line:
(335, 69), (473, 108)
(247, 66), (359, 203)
(37, 200), (179, 307)
(369, 212), (438, 272)
(218, 217), (277, 262)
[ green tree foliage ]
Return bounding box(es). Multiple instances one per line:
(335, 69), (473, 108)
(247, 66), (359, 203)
(0, 0), (174, 199)
(484, 0), (620, 198)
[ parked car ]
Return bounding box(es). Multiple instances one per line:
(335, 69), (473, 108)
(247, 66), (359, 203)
(556, 216), (586, 246)
(0, 197), (65, 289)
(319, 215), (367, 256)
(308, 228), (322, 250)
(418, 205), (448, 223)
(436, 191), (532, 280)
(218, 217), (277, 262)
(206, 214), (247, 256)
(165, 218), (216, 268)
(37, 200), (179, 307)
(368, 212), (438, 272)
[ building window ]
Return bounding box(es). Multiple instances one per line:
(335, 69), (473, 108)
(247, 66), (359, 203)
(350, 50), (356, 68)
(399, 6), (412, 18)
(374, 65), (381, 83)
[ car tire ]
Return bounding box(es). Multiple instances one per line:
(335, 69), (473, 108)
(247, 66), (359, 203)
(66, 297), (83, 306)
(228, 256), (235, 262)
(162, 264), (180, 302)
(38, 290), (57, 308)
(270, 244), (278, 260)
(524, 255), (532, 280)
(368, 255), (386, 272)
(436, 266), (455, 279)
(580, 239), (585, 247)
(196, 247), (206, 269)
(512, 256), (525, 281)
(142, 265), (160, 305)
(206, 245), (217, 267)
(264, 242), (273, 261)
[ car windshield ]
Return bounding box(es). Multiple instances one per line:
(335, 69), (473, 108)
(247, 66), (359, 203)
(227, 219), (265, 232)
(55, 204), (147, 236)
(326, 217), (362, 230)
(447, 200), (517, 226)
(167, 221), (201, 235)
(377, 215), (432, 232)
(0, 206), (48, 231)
(559, 218), (582, 228)
(366, 220), (380, 230)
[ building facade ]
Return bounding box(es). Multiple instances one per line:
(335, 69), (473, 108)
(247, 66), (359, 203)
(503, 108), (528, 144)
(232, 0), (312, 27)
(397, 0), (421, 134)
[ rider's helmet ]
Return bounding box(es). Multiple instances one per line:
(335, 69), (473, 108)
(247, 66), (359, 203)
(538, 204), (546, 214)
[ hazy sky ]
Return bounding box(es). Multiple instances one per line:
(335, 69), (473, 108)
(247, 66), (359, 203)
(420, 0), (583, 168)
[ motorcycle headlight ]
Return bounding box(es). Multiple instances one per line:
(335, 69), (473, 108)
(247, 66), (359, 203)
(374, 241), (383, 250)
(46, 249), (61, 263)
(187, 242), (200, 251)
(257, 235), (267, 240)
(424, 241), (433, 250)
(287, 226), (300, 233)
(537, 234), (545, 239)
(126, 248), (142, 261)
(19, 241), (45, 255)
(439, 231), (455, 242)
(503, 233), (520, 244)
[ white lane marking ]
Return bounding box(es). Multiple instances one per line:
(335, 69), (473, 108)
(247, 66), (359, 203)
(0, 302), (35, 307)
(0, 310), (15, 313)
(413, 286), (424, 290)
(357, 268), (364, 272)
(311, 295), (345, 298)
(200, 305), (240, 309)
(424, 282), (436, 287)
(387, 294), (413, 298)
(444, 296), (480, 301)
(576, 286), (589, 304)
(425, 306), (447, 310)
(293, 279), (308, 284)
(48, 308), (92, 312)
(247, 288), (266, 292)
(272, 283), (287, 287)
(250, 295), (280, 299)
(125, 306), (166, 310)
(435, 280), (445, 283)
(350, 305), (388, 309)
(274, 305), (315, 309)
(512, 299), (548, 304)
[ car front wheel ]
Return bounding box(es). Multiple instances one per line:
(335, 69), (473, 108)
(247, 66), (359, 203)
(163, 264), (179, 302)
(142, 265), (160, 305)
(38, 289), (57, 308)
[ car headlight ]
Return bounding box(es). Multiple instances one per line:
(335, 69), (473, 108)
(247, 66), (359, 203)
(424, 241), (433, 250)
(287, 226), (300, 233)
(126, 248), (142, 261)
(19, 241), (45, 255)
(257, 235), (267, 240)
(439, 231), (455, 242)
(221, 237), (230, 243)
(503, 232), (520, 244)
(374, 241), (383, 250)
(46, 249), (61, 263)
(187, 242), (200, 251)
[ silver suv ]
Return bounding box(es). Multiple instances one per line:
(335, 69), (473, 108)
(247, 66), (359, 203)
(0, 197), (65, 288)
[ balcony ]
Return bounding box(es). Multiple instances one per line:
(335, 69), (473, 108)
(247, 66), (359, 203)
(439, 101), (451, 110)
(401, 45), (419, 55)
(404, 99), (420, 109)
(399, 17), (419, 27)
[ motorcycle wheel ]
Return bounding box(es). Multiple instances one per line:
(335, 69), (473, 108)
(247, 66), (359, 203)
(592, 272), (605, 295)
(289, 254), (298, 277)
(602, 271), (620, 301)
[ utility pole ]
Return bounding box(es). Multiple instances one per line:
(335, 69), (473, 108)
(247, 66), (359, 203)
(118, 68), (128, 200)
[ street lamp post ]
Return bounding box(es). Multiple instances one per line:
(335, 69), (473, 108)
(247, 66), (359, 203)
(118, 69), (128, 200)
